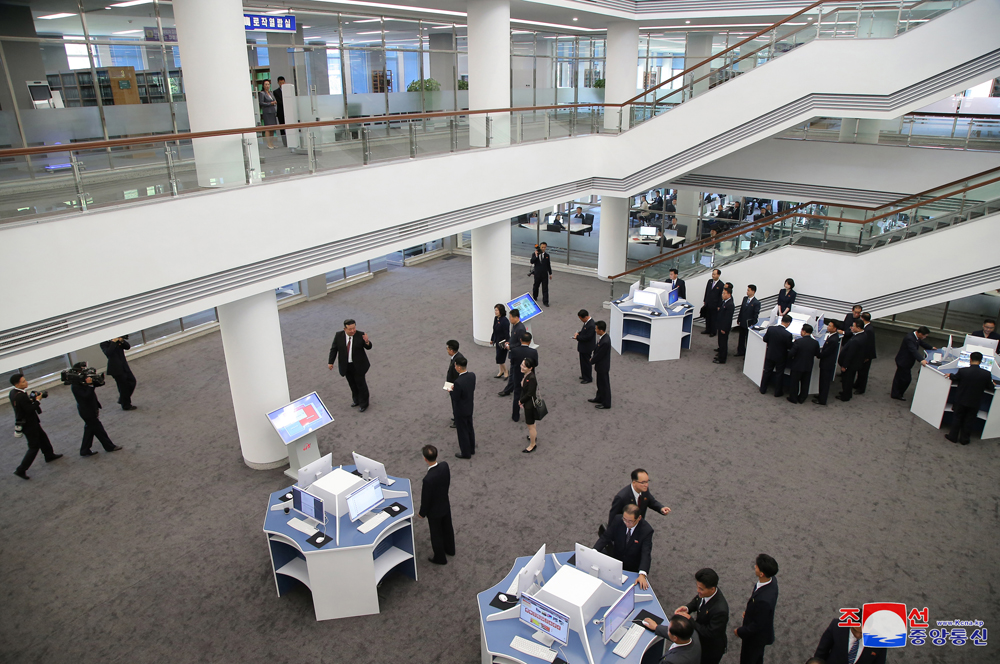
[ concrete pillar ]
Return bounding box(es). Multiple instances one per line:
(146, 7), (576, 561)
(675, 190), (701, 242)
(471, 220), (512, 345)
(0, 6), (47, 116)
(604, 21), (640, 131)
(174, 0), (260, 187)
(301, 274), (328, 300)
(429, 33), (456, 90)
(684, 33), (714, 98)
(217, 291), (291, 469)
(838, 118), (880, 144)
(467, 0), (510, 147)
(598, 196), (628, 279)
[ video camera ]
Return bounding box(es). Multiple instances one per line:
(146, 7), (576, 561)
(60, 362), (106, 388)
(28, 390), (47, 401)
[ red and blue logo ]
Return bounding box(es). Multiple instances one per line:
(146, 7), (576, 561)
(861, 603), (908, 648)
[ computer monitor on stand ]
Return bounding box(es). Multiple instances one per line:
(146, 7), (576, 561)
(297, 453), (333, 488)
(519, 592), (570, 648)
(291, 485), (326, 532)
(352, 451), (396, 486)
(602, 583), (636, 644)
(517, 543), (547, 598)
(346, 478), (385, 524)
(574, 543), (626, 586)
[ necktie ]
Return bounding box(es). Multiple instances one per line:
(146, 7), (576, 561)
(847, 637), (860, 664)
(347, 334), (353, 362)
(700, 597), (707, 608)
(626, 527), (633, 540)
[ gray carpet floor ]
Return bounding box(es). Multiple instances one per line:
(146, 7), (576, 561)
(1, 255), (997, 664)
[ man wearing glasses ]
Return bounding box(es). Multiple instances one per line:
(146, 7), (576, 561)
(594, 505), (654, 590)
(599, 468), (672, 537)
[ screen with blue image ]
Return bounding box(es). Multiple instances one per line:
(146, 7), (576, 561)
(266, 392), (334, 445)
(508, 293), (543, 323)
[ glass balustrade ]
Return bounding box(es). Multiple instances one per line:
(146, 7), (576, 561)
(779, 114), (1000, 151)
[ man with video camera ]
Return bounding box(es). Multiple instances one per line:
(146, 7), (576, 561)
(101, 336), (137, 411)
(9, 374), (62, 480)
(530, 242), (552, 307)
(65, 362), (122, 457)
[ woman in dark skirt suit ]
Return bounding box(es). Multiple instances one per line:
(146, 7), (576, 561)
(520, 358), (538, 453)
(777, 277), (797, 317)
(258, 79), (278, 150)
(490, 303), (510, 379)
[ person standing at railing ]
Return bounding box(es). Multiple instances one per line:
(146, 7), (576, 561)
(258, 79), (278, 150)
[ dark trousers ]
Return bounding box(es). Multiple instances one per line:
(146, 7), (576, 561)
(595, 369), (611, 407)
(81, 416), (115, 454)
(427, 513), (455, 563)
(512, 383), (522, 421)
(504, 366), (522, 394)
(839, 367), (858, 400)
(344, 369), (369, 408)
(739, 640), (767, 664)
(455, 415), (475, 456)
(760, 359), (786, 396)
(532, 274), (549, 305)
(854, 360), (872, 393)
(891, 364), (913, 399)
(16, 426), (56, 474)
(816, 363), (835, 404)
(949, 403), (979, 443)
(112, 370), (136, 409)
(789, 369), (811, 403)
(579, 352), (593, 381)
(736, 325), (749, 355)
(704, 307), (717, 336)
(717, 330), (730, 363)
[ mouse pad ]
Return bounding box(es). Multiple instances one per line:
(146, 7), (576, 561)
(307, 531), (333, 549)
(489, 592), (518, 611)
(553, 659), (567, 664)
(567, 554), (576, 566)
(383, 502), (407, 517)
(279, 491), (294, 502)
(634, 609), (662, 629)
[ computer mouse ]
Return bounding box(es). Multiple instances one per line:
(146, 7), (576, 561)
(315, 535), (325, 543)
(284, 493), (293, 500)
(499, 594), (509, 602)
(391, 505), (400, 512)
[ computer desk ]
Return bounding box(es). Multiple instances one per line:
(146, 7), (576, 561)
(911, 347), (1000, 439)
(742, 323), (829, 395)
(477, 551), (667, 664)
(519, 221), (593, 236)
(262, 468), (417, 621)
(611, 298), (693, 362)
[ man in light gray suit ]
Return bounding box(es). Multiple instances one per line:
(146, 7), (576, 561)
(643, 614), (702, 664)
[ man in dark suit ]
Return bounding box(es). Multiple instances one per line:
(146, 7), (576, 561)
(451, 357), (476, 459)
(891, 326), (936, 400)
(841, 304), (862, 344)
(669, 268), (687, 300)
(813, 320), (842, 406)
(605, 468), (671, 535)
(507, 332), (538, 422)
(499, 309), (526, 396)
(714, 287), (735, 364)
(9, 374), (63, 480)
(589, 321), (612, 409)
(853, 312), (876, 394)
(100, 336), (138, 410)
(530, 242), (552, 306)
(672, 568), (729, 664)
(970, 319), (999, 340)
(574, 309), (597, 384)
(836, 321), (866, 402)
(594, 505), (653, 589)
(735, 554), (779, 664)
(274, 76), (286, 144)
(701, 269), (723, 336)
(735, 285), (760, 357)
(787, 324), (820, 404)
(642, 616), (702, 664)
(946, 352), (995, 445)
(327, 318), (373, 412)
(418, 445), (455, 565)
(760, 315), (793, 397)
(814, 616), (887, 664)
(70, 367), (123, 457)
(445, 339), (464, 428)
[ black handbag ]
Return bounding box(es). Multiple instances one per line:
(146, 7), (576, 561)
(532, 394), (548, 420)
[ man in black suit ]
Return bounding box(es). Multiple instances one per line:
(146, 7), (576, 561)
(701, 269), (723, 336)
(595, 505), (653, 589)
(418, 445), (455, 565)
(643, 616), (702, 664)
(891, 326), (936, 400)
(946, 351), (995, 445)
(274, 76), (286, 144)
(760, 315), (793, 397)
(970, 319), (999, 340)
(499, 310), (526, 396)
(669, 268), (687, 300)
(735, 285), (760, 357)
(841, 304), (862, 344)
(100, 336), (138, 410)
(574, 309), (597, 384)
(590, 321), (612, 409)
(787, 324), (820, 404)
(327, 318), (373, 412)
(507, 332), (538, 422)
(530, 242), (552, 306)
(70, 366), (123, 457)
(605, 468), (672, 534)
(445, 339), (464, 428)
(734, 554), (779, 664)
(853, 312), (876, 394)
(451, 357), (476, 459)
(9, 374), (63, 480)
(672, 568), (729, 664)
(714, 287), (735, 364)
(813, 320), (842, 406)
(814, 616), (887, 664)
(836, 321), (866, 402)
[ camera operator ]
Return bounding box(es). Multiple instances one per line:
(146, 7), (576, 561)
(9, 374), (62, 480)
(68, 363), (122, 457)
(100, 336), (137, 411)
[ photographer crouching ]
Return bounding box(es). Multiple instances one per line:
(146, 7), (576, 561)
(9, 374), (63, 480)
(63, 363), (122, 457)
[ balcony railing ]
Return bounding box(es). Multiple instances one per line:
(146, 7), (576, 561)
(777, 112), (1000, 151)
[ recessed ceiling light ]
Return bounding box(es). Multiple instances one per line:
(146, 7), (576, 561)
(264, 10), (288, 15)
(352, 18), (381, 23)
(313, 0), (465, 17)
(109, 0), (153, 7)
(685, 20), (690, 24)
(356, 30), (382, 34)
(572, 17), (578, 21)
(303, 25), (312, 28)
(38, 12), (77, 19)
(112, 29), (144, 34)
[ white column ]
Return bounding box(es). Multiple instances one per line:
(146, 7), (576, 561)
(467, 0), (510, 147)
(217, 291), (290, 469)
(174, 0), (260, 187)
(838, 118), (880, 144)
(684, 32), (714, 98)
(604, 21), (640, 131)
(598, 196), (628, 280)
(471, 220), (511, 345)
(675, 190), (700, 242)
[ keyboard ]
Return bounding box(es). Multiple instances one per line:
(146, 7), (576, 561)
(612, 624), (644, 658)
(287, 518), (317, 536)
(357, 511), (390, 533)
(509, 636), (557, 662)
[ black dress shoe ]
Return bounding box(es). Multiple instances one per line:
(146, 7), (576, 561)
(713, 359), (724, 364)
(787, 396), (798, 403)
(455, 454), (472, 459)
(588, 398), (600, 403)
(580, 380), (592, 384)
(597, 524), (606, 538)
(350, 402), (359, 407)
(891, 396), (906, 401)
(427, 557), (447, 565)
(700, 330), (712, 335)
(498, 391), (511, 397)
(944, 435), (958, 443)
(734, 353), (745, 357)
(45, 454), (64, 462)
(449, 423), (457, 429)
(595, 404), (610, 409)
(854, 390), (865, 395)
(512, 415), (520, 422)
(107, 445), (123, 452)
(960, 440), (970, 446)
(814, 401), (828, 406)
(835, 395), (849, 401)
(122, 405), (137, 411)
(359, 406), (367, 412)
(13, 470), (29, 480)
(81, 450), (99, 457)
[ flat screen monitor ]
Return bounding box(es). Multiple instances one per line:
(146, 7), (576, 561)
(27, 83), (51, 101)
(266, 392), (334, 445)
(603, 583), (637, 645)
(297, 453), (333, 488)
(346, 478), (384, 522)
(667, 288), (680, 305)
(352, 451), (394, 485)
(787, 319), (806, 337)
(508, 293), (543, 323)
(639, 226), (658, 237)
(957, 351), (995, 371)
(519, 592), (570, 647)
(291, 485), (324, 524)
(633, 289), (657, 307)
(574, 543), (625, 586)
(517, 543), (547, 598)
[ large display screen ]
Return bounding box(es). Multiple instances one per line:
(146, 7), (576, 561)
(519, 592), (570, 646)
(508, 293), (543, 323)
(603, 583), (636, 645)
(266, 392), (334, 445)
